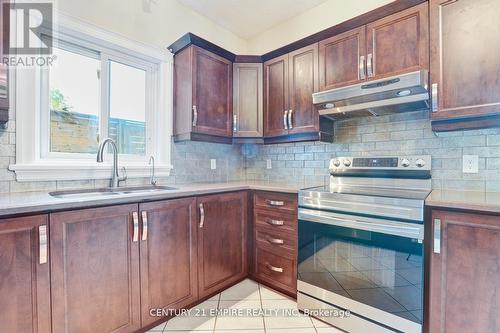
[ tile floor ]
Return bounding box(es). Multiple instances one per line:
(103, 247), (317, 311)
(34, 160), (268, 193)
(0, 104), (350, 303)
(146, 279), (343, 333)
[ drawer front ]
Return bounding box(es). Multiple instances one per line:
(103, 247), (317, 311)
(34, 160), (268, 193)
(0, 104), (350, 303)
(254, 209), (297, 233)
(255, 247), (296, 293)
(254, 191), (297, 214)
(255, 226), (296, 258)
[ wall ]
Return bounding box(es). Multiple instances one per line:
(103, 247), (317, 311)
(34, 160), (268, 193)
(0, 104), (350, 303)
(243, 110), (500, 192)
(246, 0), (394, 54)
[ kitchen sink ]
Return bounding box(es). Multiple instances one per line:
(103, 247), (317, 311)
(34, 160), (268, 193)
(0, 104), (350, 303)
(49, 185), (178, 199)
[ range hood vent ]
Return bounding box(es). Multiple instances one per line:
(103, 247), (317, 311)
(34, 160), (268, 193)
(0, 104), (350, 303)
(313, 70), (430, 120)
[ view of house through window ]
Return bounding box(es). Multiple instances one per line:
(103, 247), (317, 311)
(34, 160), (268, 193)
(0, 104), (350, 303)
(48, 45), (149, 157)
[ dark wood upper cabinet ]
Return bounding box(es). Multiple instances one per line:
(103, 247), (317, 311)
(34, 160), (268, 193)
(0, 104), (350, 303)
(319, 27), (366, 91)
(174, 45), (233, 143)
(139, 198), (198, 327)
(288, 44), (319, 135)
(0, 215), (51, 333)
(366, 2), (429, 80)
(429, 209), (500, 333)
(197, 191), (248, 298)
(264, 54), (289, 137)
(50, 205), (141, 333)
(430, 0), (500, 131)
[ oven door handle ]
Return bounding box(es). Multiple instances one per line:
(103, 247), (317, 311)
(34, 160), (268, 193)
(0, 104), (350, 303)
(298, 208), (423, 240)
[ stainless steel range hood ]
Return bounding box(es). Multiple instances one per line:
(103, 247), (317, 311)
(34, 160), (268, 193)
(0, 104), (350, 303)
(313, 70), (430, 120)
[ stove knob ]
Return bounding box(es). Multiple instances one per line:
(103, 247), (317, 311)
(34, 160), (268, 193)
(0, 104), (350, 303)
(416, 159), (426, 168)
(333, 159), (341, 167)
(401, 158), (410, 167)
(343, 159), (352, 167)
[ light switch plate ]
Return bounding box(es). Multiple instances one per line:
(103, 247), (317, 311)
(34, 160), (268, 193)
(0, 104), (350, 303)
(266, 159), (272, 169)
(210, 159), (216, 170)
(463, 155), (479, 174)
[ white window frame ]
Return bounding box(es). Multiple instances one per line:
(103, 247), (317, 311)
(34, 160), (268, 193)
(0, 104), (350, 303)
(10, 11), (173, 182)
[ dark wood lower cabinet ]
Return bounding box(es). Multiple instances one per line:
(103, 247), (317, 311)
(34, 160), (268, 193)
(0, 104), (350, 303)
(50, 204), (141, 333)
(429, 209), (500, 333)
(197, 191), (248, 298)
(139, 198), (198, 327)
(0, 215), (51, 333)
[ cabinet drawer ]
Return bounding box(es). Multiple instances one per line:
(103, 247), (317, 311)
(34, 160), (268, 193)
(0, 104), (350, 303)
(255, 226), (296, 258)
(255, 247), (296, 294)
(254, 209), (297, 233)
(254, 191), (297, 214)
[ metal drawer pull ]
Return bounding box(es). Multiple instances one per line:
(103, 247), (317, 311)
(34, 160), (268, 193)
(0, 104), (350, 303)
(288, 110), (293, 129)
(233, 114), (238, 133)
(265, 262), (284, 273)
(367, 53), (374, 77)
(283, 110), (289, 130)
(132, 212), (139, 242)
(39, 225), (48, 264)
(266, 219), (284, 226)
(431, 83), (438, 112)
(266, 200), (285, 207)
(266, 237), (284, 245)
(141, 211), (148, 241)
(199, 203), (205, 228)
(434, 219), (441, 254)
(359, 55), (366, 80)
(192, 105), (198, 126)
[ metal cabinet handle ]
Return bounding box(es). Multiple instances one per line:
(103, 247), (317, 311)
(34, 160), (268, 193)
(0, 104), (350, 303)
(431, 83), (438, 112)
(434, 218), (441, 254)
(199, 203), (205, 228)
(266, 219), (284, 226)
(367, 53), (374, 77)
(141, 211), (148, 241)
(192, 105), (198, 127)
(233, 114), (238, 133)
(39, 225), (48, 264)
(359, 55), (366, 80)
(265, 262), (284, 273)
(283, 110), (289, 130)
(288, 110), (293, 129)
(266, 200), (285, 207)
(132, 212), (139, 242)
(266, 237), (285, 245)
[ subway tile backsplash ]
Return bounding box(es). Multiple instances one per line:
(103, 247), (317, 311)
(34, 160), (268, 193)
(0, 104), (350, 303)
(1, 110), (500, 193)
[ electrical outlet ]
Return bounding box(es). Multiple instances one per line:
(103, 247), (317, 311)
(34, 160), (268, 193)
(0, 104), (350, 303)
(266, 159), (272, 169)
(210, 159), (216, 170)
(463, 155), (479, 174)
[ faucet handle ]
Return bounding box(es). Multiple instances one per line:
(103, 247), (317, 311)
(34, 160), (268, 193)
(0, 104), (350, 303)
(119, 166), (127, 183)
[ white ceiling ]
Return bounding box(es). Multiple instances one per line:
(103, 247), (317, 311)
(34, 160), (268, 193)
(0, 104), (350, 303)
(178, 0), (330, 39)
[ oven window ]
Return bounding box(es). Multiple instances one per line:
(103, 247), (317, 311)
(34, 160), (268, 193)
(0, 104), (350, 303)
(298, 219), (423, 324)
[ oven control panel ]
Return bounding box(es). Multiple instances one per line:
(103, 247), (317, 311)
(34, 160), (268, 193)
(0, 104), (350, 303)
(330, 155), (431, 172)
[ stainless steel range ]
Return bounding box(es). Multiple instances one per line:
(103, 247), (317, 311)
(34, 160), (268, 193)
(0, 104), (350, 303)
(297, 156), (431, 333)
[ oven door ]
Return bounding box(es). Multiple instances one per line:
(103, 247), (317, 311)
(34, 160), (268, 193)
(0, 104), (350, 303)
(298, 208), (424, 332)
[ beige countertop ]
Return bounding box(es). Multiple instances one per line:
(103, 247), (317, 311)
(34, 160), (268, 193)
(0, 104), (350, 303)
(426, 189), (500, 214)
(0, 181), (321, 218)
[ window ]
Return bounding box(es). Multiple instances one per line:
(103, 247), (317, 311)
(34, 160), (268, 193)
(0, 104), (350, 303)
(11, 13), (172, 181)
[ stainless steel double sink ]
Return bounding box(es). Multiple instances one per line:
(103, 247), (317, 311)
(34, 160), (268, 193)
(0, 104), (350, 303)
(49, 185), (178, 199)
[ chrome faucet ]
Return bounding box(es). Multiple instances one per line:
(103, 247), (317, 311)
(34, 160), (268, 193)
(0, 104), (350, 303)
(96, 138), (127, 188)
(149, 156), (157, 186)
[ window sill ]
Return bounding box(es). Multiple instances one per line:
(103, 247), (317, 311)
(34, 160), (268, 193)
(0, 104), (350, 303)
(9, 162), (172, 182)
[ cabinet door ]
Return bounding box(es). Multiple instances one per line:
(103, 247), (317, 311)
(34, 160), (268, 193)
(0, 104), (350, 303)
(288, 44), (319, 135)
(264, 54), (289, 137)
(319, 27), (366, 91)
(50, 204), (141, 333)
(366, 3), (428, 80)
(139, 198), (198, 327)
(197, 191), (248, 298)
(429, 210), (500, 333)
(233, 63), (263, 138)
(193, 46), (233, 137)
(430, 0), (500, 122)
(0, 215), (51, 333)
